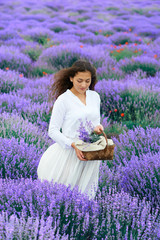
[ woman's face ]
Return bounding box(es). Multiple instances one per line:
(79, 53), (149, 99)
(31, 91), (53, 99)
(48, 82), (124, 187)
(70, 71), (92, 95)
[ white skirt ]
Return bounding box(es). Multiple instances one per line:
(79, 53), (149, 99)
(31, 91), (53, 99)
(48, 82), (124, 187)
(37, 142), (101, 200)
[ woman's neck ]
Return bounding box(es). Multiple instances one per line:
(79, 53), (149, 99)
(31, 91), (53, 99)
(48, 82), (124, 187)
(70, 87), (86, 97)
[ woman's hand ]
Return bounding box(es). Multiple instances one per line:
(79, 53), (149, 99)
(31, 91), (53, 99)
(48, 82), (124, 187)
(71, 142), (88, 161)
(93, 124), (104, 135)
(75, 148), (88, 161)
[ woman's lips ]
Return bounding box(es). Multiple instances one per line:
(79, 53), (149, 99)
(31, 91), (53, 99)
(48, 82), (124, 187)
(80, 88), (86, 91)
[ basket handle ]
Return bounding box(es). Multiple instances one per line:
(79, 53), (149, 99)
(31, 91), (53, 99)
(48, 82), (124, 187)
(102, 130), (108, 147)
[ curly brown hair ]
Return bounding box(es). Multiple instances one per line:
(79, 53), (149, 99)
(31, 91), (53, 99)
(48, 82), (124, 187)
(48, 59), (98, 113)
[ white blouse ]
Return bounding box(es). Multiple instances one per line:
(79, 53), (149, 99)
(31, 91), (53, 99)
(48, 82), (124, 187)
(48, 89), (101, 149)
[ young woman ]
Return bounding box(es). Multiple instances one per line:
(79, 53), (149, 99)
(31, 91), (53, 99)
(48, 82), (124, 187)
(37, 59), (103, 200)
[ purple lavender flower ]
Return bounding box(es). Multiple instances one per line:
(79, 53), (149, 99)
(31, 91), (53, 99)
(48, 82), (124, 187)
(77, 119), (92, 142)
(77, 118), (100, 143)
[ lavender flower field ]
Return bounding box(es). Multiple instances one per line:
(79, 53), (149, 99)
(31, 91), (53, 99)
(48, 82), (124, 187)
(0, 0), (160, 239)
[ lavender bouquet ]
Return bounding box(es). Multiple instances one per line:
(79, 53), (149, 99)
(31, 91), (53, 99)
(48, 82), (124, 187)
(77, 119), (101, 143)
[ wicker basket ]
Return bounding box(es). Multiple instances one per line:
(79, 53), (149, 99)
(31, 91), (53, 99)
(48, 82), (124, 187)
(82, 131), (115, 160)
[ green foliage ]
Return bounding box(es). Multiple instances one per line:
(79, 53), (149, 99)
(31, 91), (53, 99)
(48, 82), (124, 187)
(110, 48), (142, 61)
(94, 31), (99, 36)
(139, 31), (154, 37)
(41, 49), (104, 70)
(50, 26), (67, 33)
(0, 59), (31, 77)
(46, 6), (58, 11)
(53, 27), (63, 32)
(124, 111), (160, 129)
(112, 37), (137, 45)
(28, 66), (55, 78)
(1, 101), (8, 108)
(102, 31), (114, 36)
(100, 90), (160, 130)
(105, 7), (119, 11)
(36, 35), (49, 45)
(78, 17), (89, 22)
(24, 7), (30, 11)
(0, 80), (24, 93)
(87, 132), (101, 143)
(104, 122), (128, 136)
(121, 61), (159, 77)
(23, 34), (51, 45)
(21, 108), (51, 125)
(24, 46), (42, 61)
(97, 71), (123, 81)
(94, 30), (114, 36)
(43, 40), (60, 49)
(77, 9), (87, 14)
(45, 51), (81, 70)
(64, 20), (77, 25)
(131, 8), (145, 15)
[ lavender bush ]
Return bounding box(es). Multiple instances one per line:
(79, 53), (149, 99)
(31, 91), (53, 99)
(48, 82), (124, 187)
(96, 55), (124, 80)
(0, 45), (32, 76)
(2, 38), (29, 48)
(0, 69), (26, 93)
(0, 28), (20, 41)
(95, 78), (160, 128)
(0, 112), (53, 149)
(0, 178), (159, 239)
(48, 21), (68, 33)
(38, 43), (108, 70)
(99, 151), (160, 209)
(108, 32), (141, 45)
(110, 46), (142, 62)
(21, 27), (54, 45)
(21, 43), (43, 61)
(0, 137), (41, 179)
(0, 93), (51, 126)
(15, 85), (49, 104)
(118, 55), (160, 76)
(0, 211), (69, 239)
(0, 0), (160, 238)
(119, 151), (160, 209)
(112, 126), (160, 166)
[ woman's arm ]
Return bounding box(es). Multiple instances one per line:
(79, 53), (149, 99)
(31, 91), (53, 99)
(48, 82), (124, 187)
(93, 92), (103, 132)
(48, 96), (73, 149)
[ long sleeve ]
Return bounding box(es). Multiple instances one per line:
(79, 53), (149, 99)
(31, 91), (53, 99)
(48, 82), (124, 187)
(93, 92), (101, 126)
(48, 96), (73, 149)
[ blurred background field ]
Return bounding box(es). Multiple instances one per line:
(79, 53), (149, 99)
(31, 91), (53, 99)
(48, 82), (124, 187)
(0, 0), (160, 239)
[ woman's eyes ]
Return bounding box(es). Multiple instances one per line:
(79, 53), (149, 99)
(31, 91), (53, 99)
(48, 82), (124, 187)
(77, 80), (90, 83)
